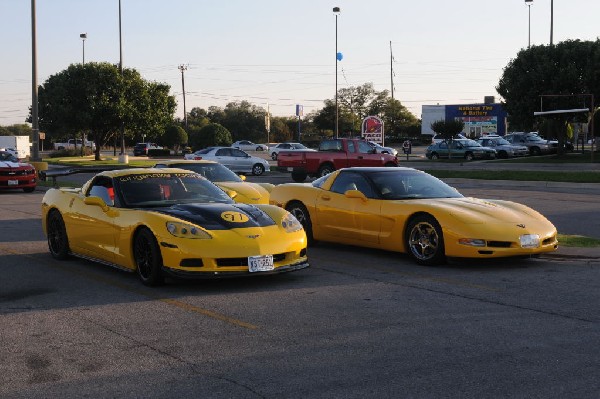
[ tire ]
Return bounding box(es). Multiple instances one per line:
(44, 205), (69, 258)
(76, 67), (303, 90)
(318, 163), (335, 178)
(271, 152), (278, 161)
(530, 147), (541, 156)
(252, 163), (265, 176)
(431, 153), (439, 160)
(291, 170), (307, 182)
(286, 201), (314, 245)
(23, 187), (35, 193)
(256, 146), (264, 151)
(498, 150), (508, 159)
(47, 210), (70, 260)
(464, 152), (474, 161)
(134, 228), (164, 286)
(406, 215), (446, 266)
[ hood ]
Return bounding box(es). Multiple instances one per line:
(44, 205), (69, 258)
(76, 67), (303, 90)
(429, 197), (536, 224)
(215, 182), (269, 204)
(154, 203), (275, 230)
(0, 160), (32, 169)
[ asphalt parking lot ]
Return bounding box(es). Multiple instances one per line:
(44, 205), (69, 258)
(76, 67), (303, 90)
(1, 171), (599, 398)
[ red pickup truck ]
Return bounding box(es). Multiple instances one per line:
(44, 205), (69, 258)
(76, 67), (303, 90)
(277, 138), (399, 182)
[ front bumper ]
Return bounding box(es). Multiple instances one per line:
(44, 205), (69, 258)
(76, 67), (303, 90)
(162, 259), (309, 279)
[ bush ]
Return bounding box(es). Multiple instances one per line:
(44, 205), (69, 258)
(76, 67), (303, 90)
(148, 148), (171, 157)
(48, 147), (94, 158)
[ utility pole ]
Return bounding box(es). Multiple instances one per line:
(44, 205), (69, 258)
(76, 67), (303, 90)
(179, 64), (188, 128)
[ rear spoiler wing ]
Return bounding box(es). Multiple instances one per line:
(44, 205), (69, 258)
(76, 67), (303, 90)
(39, 167), (124, 187)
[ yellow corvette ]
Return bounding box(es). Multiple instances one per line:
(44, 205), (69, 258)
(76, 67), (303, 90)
(152, 160), (273, 204)
(269, 167), (558, 265)
(41, 168), (308, 285)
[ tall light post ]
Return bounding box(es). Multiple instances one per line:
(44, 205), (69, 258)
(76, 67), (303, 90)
(333, 6), (340, 139)
(80, 33), (87, 63)
(30, 0), (40, 161)
(118, 0), (126, 162)
(525, 0), (533, 48)
(550, 0), (553, 45)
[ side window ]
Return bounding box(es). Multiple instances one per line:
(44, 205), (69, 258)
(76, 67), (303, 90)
(87, 176), (115, 206)
(216, 148), (231, 156)
(347, 141), (356, 153)
(231, 149), (247, 157)
(439, 142), (448, 149)
(330, 172), (374, 197)
(357, 141), (373, 154)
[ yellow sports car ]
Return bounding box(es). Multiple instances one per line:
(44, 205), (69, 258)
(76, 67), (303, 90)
(153, 160), (273, 204)
(269, 167), (558, 265)
(41, 168), (308, 285)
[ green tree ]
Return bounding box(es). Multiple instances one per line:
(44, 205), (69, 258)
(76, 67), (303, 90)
(188, 123), (232, 150)
(33, 62), (176, 160)
(163, 125), (188, 154)
(270, 117), (293, 142)
(497, 39), (600, 149)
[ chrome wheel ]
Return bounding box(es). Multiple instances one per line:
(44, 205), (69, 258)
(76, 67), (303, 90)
(406, 215), (445, 265)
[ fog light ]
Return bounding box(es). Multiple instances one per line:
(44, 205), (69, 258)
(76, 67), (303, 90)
(458, 238), (486, 247)
(520, 234), (540, 248)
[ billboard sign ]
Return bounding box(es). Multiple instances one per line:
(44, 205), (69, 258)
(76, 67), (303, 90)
(361, 116), (384, 144)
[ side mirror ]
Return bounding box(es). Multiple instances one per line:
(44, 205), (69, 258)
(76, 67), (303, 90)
(345, 189), (367, 202)
(226, 190), (238, 199)
(238, 174), (247, 181)
(84, 196), (109, 212)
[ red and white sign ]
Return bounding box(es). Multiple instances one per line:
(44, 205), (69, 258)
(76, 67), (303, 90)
(361, 116), (384, 144)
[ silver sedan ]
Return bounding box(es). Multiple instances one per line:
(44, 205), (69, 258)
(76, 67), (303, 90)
(184, 147), (270, 175)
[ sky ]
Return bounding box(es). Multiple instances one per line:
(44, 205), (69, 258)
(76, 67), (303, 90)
(1, 0), (599, 127)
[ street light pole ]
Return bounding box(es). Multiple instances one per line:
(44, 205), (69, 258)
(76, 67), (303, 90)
(525, 0), (533, 48)
(80, 33), (87, 64)
(333, 7), (340, 139)
(30, 0), (40, 162)
(118, 0), (126, 161)
(550, 0), (553, 45)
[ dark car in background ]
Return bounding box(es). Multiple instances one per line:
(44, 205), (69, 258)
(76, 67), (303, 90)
(426, 139), (496, 161)
(133, 142), (161, 156)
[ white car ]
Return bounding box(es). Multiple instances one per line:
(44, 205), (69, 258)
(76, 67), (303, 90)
(431, 133), (468, 144)
(270, 142), (315, 160)
(366, 141), (398, 156)
(184, 147), (270, 175)
(232, 140), (269, 152)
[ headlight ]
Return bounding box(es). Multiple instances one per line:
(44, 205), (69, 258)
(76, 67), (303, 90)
(166, 221), (212, 239)
(520, 234), (540, 248)
(281, 212), (302, 233)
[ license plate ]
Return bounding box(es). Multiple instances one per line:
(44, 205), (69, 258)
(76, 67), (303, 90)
(8, 180), (18, 186)
(248, 255), (274, 272)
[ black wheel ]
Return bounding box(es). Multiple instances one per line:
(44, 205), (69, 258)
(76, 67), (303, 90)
(134, 228), (164, 286)
(406, 215), (446, 265)
(271, 152), (278, 161)
(318, 163), (335, 177)
(23, 186), (35, 193)
(291, 170), (307, 182)
(286, 201), (314, 245)
(256, 146), (263, 151)
(530, 147), (541, 156)
(47, 210), (70, 259)
(431, 153), (439, 160)
(464, 152), (474, 161)
(252, 163), (265, 176)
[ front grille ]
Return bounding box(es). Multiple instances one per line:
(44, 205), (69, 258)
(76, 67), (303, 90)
(0, 169), (34, 177)
(486, 241), (512, 248)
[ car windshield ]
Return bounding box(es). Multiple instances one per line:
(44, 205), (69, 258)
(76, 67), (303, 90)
(166, 163), (243, 182)
(116, 172), (234, 207)
(194, 147), (215, 155)
(368, 170), (463, 200)
(495, 138), (511, 145)
(0, 151), (18, 162)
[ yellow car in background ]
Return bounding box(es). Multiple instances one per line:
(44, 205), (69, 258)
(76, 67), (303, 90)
(269, 167), (558, 265)
(153, 160), (273, 204)
(41, 168), (308, 285)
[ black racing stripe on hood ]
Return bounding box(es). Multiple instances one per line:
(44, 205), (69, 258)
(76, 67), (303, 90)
(154, 203), (276, 230)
